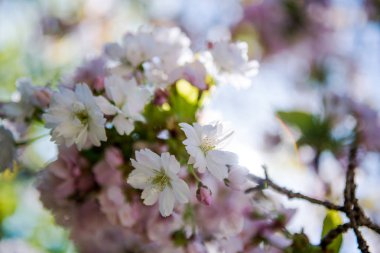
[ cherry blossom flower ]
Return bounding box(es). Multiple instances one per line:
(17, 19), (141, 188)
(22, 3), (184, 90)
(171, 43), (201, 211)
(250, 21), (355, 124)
(98, 186), (137, 227)
(104, 30), (156, 68)
(93, 147), (124, 187)
(179, 122), (239, 180)
(105, 27), (192, 88)
(127, 149), (190, 217)
(204, 41), (259, 88)
(64, 57), (106, 92)
(43, 83), (107, 150)
(1, 78), (51, 120)
(95, 75), (151, 135)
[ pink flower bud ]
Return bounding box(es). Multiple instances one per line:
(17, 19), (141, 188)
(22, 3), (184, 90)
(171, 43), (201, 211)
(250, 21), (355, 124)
(33, 89), (52, 108)
(196, 184), (212, 206)
(105, 147), (124, 168)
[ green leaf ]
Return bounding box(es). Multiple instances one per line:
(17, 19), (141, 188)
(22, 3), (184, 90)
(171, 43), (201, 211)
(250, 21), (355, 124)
(169, 83), (198, 123)
(321, 211), (343, 253)
(277, 111), (342, 152)
(277, 111), (314, 134)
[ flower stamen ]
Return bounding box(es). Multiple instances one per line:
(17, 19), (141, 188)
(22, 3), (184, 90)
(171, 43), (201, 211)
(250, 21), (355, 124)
(151, 169), (171, 191)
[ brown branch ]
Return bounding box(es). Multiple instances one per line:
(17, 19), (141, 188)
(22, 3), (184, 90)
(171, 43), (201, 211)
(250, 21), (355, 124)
(320, 223), (351, 249)
(246, 143), (380, 253)
(247, 173), (344, 211)
(352, 226), (370, 253)
(362, 217), (380, 234)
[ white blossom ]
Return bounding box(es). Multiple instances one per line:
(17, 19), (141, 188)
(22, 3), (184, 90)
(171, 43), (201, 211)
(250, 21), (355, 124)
(104, 32), (156, 68)
(43, 83), (107, 150)
(210, 41), (258, 75)
(1, 78), (50, 119)
(179, 122), (238, 181)
(95, 75), (151, 135)
(104, 27), (192, 88)
(202, 41), (259, 88)
(127, 149), (190, 217)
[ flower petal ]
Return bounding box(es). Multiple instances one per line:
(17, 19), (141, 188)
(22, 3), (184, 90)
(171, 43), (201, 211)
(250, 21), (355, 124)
(179, 123), (201, 145)
(206, 154), (229, 181)
(141, 186), (160, 206)
(94, 96), (118, 115)
(159, 187), (175, 217)
(113, 114), (134, 135)
(172, 179), (190, 204)
(135, 149), (161, 171)
(186, 146), (206, 173)
(208, 150), (238, 165)
(105, 76), (125, 106)
(127, 168), (152, 189)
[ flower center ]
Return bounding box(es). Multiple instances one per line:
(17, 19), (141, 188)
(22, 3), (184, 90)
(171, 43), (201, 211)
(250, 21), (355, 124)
(151, 169), (171, 191)
(200, 137), (215, 153)
(72, 102), (89, 125)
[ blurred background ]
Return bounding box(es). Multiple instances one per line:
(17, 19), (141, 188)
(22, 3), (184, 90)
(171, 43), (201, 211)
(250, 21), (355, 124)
(1, 0), (380, 252)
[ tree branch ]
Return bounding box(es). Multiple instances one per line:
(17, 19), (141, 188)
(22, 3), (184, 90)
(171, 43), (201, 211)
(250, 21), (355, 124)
(320, 223), (350, 249)
(246, 144), (380, 253)
(246, 172), (344, 211)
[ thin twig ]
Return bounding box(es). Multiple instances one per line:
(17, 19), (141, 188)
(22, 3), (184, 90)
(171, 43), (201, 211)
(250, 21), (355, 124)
(246, 144), (380, 253)
(247, 173), (344, 211)
(352, 226), (370, 253)
(320, 223), (351, 249)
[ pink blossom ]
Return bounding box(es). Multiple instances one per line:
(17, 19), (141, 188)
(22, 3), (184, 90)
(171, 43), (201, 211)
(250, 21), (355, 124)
(227, 165), (249, 191)
(94, 148), (124, 187)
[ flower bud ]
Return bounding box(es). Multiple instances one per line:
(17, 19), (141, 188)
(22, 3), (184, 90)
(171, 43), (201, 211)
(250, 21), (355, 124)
(196, 184), (212, 206)
(33, 89), (52, 108)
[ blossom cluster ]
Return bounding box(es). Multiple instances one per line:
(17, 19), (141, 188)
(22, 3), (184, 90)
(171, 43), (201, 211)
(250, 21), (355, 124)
(0, 26), (295, 253)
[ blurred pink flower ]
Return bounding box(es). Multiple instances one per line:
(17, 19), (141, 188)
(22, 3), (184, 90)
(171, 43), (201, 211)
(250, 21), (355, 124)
(46, 146), (93, 200)
(196, 184), (213, 206)
(227, 165), (249, 191)
(93, 148), (124, 187)
(62, 57), (106, 92)
(98, 186), (137, 228)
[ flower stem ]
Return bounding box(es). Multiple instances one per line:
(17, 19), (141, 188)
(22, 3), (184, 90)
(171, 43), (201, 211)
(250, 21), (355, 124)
(188, 165), (202, 182)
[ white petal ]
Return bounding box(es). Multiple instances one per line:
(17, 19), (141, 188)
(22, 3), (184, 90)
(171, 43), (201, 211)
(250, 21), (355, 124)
(131, 159), (156, 175)
(88, 121), (107, 145)
(186, 146), (207, 173)
(179, 123), (201, 145)
(161, 152), (180, 174)
(171, 179), (190, 204)
(105, 76), (125, 106)
(113, 114), (134, 135)
(123, 85), (151, 118)
(104, 42), (123, 61)
(135, 149), (161, 171)
(75, 83), (94, 104)
(206, 154), (229, 181)
(159, 187), (175, 217)
(208, 150), (238, 165)
(95, 96), (118, 115)
(160, 152), (171, 171)
(127, 169), (151, 189)
(75, 128), (88, 150)
(141, 186), (160, 206)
